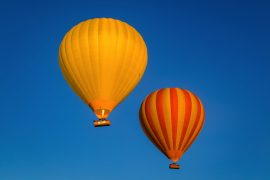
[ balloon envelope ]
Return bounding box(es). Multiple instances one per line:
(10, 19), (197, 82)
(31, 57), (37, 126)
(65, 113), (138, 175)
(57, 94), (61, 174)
(59, 18), (148, 121)
(139, 88), (205, 167)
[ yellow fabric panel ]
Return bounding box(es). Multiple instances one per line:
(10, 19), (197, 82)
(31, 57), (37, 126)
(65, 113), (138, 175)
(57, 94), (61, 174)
(140, 100), (166, 154)
(180, 90), (198, 151)
(149, 91), (169, 151)
(59, 54), (88, 104)
(162, 88), (173, 150)
(183, 99), (205, 153)
(59, 18), (148, 118)
(175, 89), (186, 150)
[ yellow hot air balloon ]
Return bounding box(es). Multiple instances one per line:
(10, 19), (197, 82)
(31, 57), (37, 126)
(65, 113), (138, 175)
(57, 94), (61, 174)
(139, 88), (205, 169)
(59, 18), (148, 127)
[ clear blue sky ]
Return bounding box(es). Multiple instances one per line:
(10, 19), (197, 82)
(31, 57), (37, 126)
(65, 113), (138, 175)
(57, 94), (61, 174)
(0, 0), (269, 179)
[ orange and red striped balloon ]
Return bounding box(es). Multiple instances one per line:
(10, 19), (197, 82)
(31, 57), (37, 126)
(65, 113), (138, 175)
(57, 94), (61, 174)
(139, 88), (205, 168)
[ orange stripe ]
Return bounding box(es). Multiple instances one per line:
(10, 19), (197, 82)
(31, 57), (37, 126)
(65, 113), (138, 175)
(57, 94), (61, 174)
(156, 89), (171, 149)
(144, 94), (167, 152)
(183, 104), (205, 152)
(139, 106), (166, 154)
(170, 88), (178, 150)
(182, 94), (201, 151)
(178, 89), (192, 150)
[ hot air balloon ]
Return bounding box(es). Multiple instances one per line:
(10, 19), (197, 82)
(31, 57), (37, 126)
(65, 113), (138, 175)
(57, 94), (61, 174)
(139, 88), (205, 169)
(59, 18), (147, 127)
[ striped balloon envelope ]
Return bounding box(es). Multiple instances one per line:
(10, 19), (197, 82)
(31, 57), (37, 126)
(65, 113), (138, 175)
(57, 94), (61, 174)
(139, 88), (205, 169)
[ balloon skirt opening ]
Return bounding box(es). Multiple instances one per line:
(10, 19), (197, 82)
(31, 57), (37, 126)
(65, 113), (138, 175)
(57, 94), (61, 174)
(94, 119), (111, 127)
(169, 163), (180, 169)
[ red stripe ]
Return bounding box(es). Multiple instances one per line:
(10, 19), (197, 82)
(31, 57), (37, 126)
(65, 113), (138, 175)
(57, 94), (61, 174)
(178, 90), (192, 150)
(156, 89), (171, 149)
(183, 104), (205, 153)
(144, 94), (167, 152)
(170, 88), (178, 150)
(182, 94), (201, 151)
(139, 104), (166, 154)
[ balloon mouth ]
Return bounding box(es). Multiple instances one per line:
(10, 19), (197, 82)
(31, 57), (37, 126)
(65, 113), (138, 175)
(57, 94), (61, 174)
(166, 150), (182, 163)
(94, 108), (111, 119)
(94, 119), (111, 127)
(169, 163), (180, 169)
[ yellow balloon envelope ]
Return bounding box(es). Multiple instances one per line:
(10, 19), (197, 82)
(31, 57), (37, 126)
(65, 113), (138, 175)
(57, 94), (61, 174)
(59, 18), (148, 127)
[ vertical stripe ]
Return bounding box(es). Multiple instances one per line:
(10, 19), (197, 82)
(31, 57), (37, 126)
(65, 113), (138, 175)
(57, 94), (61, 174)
(178, 89), (192, 151)
(139, 105), (167, 155)
(150, 92), (168, 150)
(162, 89), (173, 150)
(183, 101), (205, 153)
(182, 94), (201, 151)
(156, 89), (171, 149)
(144, 94), (167, 152)
(175, 89), (185, 150)
(170, 88), (178, 150)
(181, 91), (198, 147)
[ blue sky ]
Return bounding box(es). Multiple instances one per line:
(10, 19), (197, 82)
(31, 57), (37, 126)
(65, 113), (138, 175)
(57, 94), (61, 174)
(0, 0), (270, 179)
